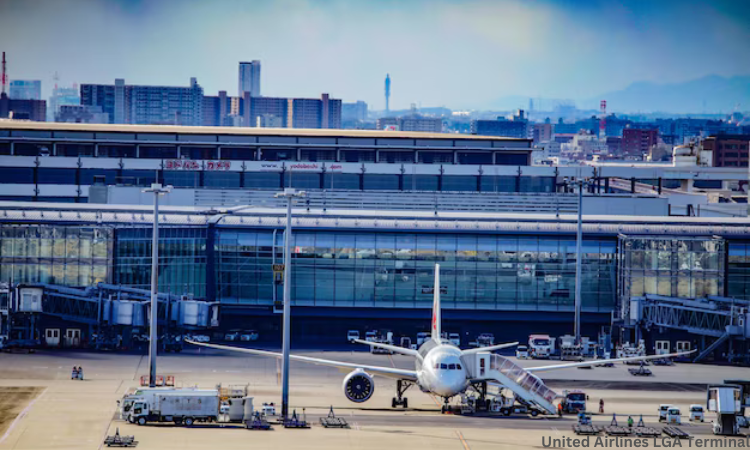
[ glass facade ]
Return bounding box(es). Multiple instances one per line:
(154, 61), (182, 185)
(114, 227), (207, 298)
(215, 230), (617, 312)
(618, 236), (725, 308)
(0, 225), (111, 286)
(728, 241), (750, 300)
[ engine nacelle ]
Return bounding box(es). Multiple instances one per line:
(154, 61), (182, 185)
(342, 369), (375, 403)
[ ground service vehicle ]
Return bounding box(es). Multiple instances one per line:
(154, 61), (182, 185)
(658, 404), (671, 421)
(121, 389), (222, 426)
(561, 390), (587, 413)
(416, 332), (430, 346)
(528, 334), (554, 359)
(347, 330), (360, 343)
(449, 333), (460, 347)
(689, 404), (704, 422)
(708, 384), (742, 435)
(516, 345), (529, 359)
(666, 407), (681, 424)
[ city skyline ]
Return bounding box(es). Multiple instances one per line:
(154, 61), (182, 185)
(1, 0), (749, 112)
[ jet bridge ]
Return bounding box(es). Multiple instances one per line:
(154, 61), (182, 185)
(626, 294), (750, 363)
(461, 351), (558, 415)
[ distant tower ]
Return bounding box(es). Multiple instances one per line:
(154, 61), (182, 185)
(238, 61), (261, 98)
(1, 52), (6, 95)
(385, 74), (391, 115)
(599, 100), (607, 139)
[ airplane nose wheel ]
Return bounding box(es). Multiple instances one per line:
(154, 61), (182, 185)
(392, 380), (412, 409)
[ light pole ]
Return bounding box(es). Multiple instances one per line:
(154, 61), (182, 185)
(574, 178), (584, 347)
(144, 182), (171, 388)
(274, 187), (305, 420)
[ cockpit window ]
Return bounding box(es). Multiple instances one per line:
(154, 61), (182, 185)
(456, 364), (462, 370)
(434, 363), (440, 369)
(440, 363), (448, 369)
(448, 364), (456, 370)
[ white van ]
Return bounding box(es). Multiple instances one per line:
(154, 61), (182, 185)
(689, 404), (704, 422)
(347, 330), (360, 343)
(658, 404), (671, 421)
(666, 407), (681, 424)
(448, 333), (461, 347)
(516, 345), (530, 359)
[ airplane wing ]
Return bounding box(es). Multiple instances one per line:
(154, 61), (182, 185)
(461, 342), (519, 355)
(352, 339), (423, 360)
(186, 340), (418, 381)
(525, 350), (696, 373)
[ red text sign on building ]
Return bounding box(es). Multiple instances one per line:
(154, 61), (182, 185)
(165, 160), (231, 171)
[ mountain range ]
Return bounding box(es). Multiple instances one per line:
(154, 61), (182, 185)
(492, 75), (750, 114)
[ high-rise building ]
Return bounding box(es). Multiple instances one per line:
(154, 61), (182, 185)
(471, 111), (528, 139)
(622, 128), (658, 157)
(238, 61), (261, 98)
(243, 93), (341, 129)
(342, 101), (368, 122)
(9, 80), (41, 100)
(532, 123), (553, 144)
(702, 135), (750, 168)
(56, 105), (109, 124)
(0, 93), (46, 121)
(376, 114), (442, 133)
(202, 91), (233, 127)
(81, 78), (204, 125)
(49, 86), (80, 122)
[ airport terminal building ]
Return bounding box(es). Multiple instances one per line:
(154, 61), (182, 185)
(0, 122), (749, 357)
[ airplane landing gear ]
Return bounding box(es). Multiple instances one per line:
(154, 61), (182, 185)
(392, 380), (412, 409)
(440, 397), (450, 414)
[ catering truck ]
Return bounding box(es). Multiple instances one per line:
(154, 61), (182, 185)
(120, 388), (228, 426)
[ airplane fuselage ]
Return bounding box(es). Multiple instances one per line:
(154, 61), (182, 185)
(414, 339), (469, 399)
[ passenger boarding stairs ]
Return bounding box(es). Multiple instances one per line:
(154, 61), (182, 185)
(461, 352), (558, 415)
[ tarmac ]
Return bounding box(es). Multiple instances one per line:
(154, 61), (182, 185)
(1, 347), (749, 449)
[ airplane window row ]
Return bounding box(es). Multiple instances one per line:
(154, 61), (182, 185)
(434, 363), (462, 370)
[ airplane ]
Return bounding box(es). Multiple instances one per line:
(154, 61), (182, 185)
(187, 264), (694, 413)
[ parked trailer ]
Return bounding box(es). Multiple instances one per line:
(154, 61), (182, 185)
(121, 388), (229, 426)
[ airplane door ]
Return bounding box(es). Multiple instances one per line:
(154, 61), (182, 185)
(475, 352), (490, 378)
(45, 328), (60, 347)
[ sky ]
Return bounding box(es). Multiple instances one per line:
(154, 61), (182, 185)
(1, 0), (749, 111)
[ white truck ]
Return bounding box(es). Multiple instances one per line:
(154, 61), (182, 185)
(120, 388), (238, 426)
(528, 334), (554, 359)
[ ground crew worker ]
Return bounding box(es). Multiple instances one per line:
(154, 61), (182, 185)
(71, 366), (78, 379)
(558, 402), (563, 417)
(599, 399), (604, 414)
(627, 415), (634, 428)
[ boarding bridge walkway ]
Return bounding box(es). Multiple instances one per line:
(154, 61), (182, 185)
(461, 352), (558, 415)
(626, 294), (750, 362)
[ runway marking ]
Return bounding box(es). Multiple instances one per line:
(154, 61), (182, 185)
(276, 359), (281, 385)
(387, 354), (396, 368)
(429, 394), (442, 407)
(454, 430), (471, 450)
(0, 387), (48, 445)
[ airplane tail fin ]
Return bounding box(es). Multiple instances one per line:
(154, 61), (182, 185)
(431, 264), (441, 341)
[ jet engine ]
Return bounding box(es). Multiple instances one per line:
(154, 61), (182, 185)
(343, 369), (374, 403)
